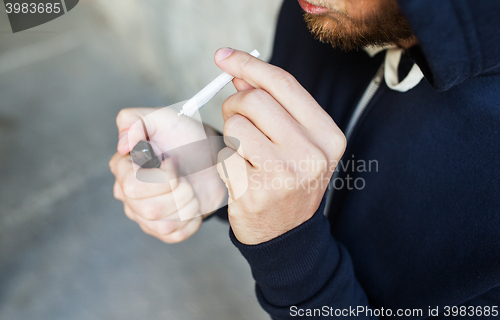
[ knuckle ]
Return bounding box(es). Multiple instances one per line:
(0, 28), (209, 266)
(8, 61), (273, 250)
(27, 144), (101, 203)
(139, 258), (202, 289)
(222, 116), (232, 136)
(157, 221), (177, 235)
(159, 237), (175, 244)
(334, 132), (347, 156)
(223, 114), (243, 136)
(165, 230), (187, 244)
(141, 202), (162, 221)
(222, 89), (269, 121)
(109, 154), (120, 174)
(123, 205), (130, 216)
(139, 224), (152, 236)
(174, 230), (188, 242)
(124, 206), (136, 221)
(122, 176), (140, 199)
(221, 96), (233, 119)
(237, 55), (254, 76)
(113, 186), (121, 200)
(300, 145), (329, 179)
(272, 71), (297, 91)
(181, 180), (195, 203)
(326, 130), (347, 161)
(243, 89), (268, 107)
(116, 109), (130, 127)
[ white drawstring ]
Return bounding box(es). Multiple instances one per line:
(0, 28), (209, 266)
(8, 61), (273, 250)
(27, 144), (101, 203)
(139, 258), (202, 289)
(384, 48), (424, 92)
(364, 45), (424, 92)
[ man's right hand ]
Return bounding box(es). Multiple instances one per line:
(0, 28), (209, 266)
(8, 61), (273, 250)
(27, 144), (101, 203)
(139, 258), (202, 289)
(109, 107), (227, 243)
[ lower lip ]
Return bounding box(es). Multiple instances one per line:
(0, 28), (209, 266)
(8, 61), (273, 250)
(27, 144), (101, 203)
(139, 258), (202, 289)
(297, 0), (330, 14)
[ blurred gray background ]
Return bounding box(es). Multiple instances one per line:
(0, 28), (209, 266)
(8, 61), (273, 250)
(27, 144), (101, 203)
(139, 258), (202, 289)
(0, 1), (282, 319)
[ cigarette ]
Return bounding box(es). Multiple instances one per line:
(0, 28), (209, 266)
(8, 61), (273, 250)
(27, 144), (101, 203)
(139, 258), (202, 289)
(178, 49), (261, 117)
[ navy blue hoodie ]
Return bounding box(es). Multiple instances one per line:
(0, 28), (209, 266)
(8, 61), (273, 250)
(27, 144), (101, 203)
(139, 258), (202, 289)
(224, 0), (500, 318)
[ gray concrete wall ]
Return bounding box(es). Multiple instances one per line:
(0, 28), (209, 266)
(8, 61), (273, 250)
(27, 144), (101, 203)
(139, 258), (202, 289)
(0, 1), (282, 319)
(91, 0), (283, 130)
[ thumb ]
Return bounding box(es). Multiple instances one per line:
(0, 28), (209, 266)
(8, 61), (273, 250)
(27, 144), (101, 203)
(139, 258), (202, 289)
(216, 147), (235, 184)
(116, 108), (157, 155)
(216, 147), (250, 202)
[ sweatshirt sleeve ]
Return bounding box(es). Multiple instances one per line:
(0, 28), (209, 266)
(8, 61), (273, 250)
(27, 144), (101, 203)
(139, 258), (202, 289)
(229, 199), (377, 320)
(229, 200), (500, 319)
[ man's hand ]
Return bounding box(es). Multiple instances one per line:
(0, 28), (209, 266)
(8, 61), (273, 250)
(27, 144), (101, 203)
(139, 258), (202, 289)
(109, 107), (227, 243)
(215, 48), (346, 245)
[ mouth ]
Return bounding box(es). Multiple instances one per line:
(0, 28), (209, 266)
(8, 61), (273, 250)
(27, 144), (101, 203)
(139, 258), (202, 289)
(297, 0), (330, 14)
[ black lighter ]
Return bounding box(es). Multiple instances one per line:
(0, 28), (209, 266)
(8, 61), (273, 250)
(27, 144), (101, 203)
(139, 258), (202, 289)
(130, 140), (162, 169)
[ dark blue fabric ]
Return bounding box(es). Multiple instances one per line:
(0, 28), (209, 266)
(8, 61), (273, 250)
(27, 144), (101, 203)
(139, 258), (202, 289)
(228, 0), (500, 319)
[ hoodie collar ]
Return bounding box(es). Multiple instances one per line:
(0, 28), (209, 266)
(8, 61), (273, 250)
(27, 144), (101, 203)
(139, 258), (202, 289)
(397, 0), (500, 91)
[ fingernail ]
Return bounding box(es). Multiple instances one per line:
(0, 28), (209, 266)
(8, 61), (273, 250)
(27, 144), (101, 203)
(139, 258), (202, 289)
(215, 48), (234, 61)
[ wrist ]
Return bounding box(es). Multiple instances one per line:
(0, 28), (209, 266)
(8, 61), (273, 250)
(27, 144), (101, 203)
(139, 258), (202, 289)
(229, 197), (340, 306)
(228, 190), (325, 245)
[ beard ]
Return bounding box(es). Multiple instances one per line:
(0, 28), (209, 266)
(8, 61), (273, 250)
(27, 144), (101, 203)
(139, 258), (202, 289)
(303, 0), (415, 51)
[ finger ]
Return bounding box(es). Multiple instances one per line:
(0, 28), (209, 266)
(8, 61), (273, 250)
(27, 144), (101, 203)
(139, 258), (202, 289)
(117, 131), (130, 155)
(164, 217), (202, 243)
(223, 114), (274, 164)
(139, 216), (202, 244)
(117, 107), (185, 155)
(125, 178), (195, 221)
(177, 196), (201, 221)
(116, 108), (157, 154)
(215, 48), (329, 129)
(109, 152), (122, 176)
(138, 223), (158, 238)
(136, 214), (190, 236)
(133, 196), (199, 234)
(136, 157), (178, 184)
(113, 181), (125, 201)
(217, 147), (252, 202)
(233, 78), (254, 92)
(117, 108), (156, 134)
(123, 204), (137, 222)
(222, 89), (301, 144)
(116, 155), (178, 199)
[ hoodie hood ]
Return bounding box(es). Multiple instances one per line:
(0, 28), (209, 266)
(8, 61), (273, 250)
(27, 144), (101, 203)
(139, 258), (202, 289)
(398, 0), (500, 91)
